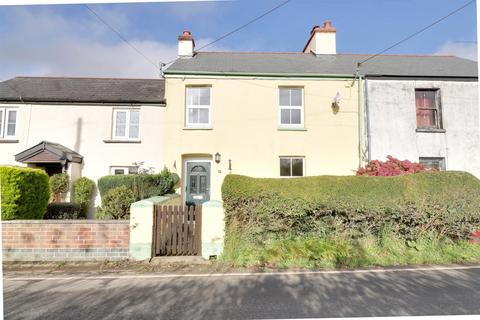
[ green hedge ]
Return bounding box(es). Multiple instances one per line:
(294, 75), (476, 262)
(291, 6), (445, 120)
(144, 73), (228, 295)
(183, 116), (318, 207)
(44, 202), (84, 219)
(72, 177), (95, 215)
(222, 172), (480, 242)
(0, 166), (50, 220)
(97, 168), (178, 201)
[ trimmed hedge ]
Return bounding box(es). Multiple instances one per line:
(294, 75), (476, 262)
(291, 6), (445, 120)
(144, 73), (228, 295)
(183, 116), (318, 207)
(97, 168), (179, 201)
(44, 202), (84, 219)
(222, 172), (480, 242)
(72, 177), (95, 215)
(97, 186), (135, 220)
(0, 166), (50, 220)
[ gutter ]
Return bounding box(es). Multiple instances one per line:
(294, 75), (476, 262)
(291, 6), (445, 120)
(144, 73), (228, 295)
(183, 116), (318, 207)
(164, 70), (356, 79)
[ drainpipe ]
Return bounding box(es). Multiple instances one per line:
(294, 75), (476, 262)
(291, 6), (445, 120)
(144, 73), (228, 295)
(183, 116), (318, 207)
(357, 74), (364, 168)
(364, 78), (371, 162)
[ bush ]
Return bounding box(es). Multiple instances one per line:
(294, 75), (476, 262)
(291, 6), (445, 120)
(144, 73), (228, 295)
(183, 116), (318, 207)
(72, 177), (95, 215)
(97, 167), (179, 201)
(50, 173), (69, 202)
(357, 155), (433, 176)
(44, 202), (84, 219)
(97, 186), (135, 219)
(222, 172), (480, 244)
(0, 166), (50, 220)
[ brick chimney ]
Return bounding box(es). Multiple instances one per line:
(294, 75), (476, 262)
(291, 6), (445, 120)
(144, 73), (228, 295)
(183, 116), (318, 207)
(302, 21), (336, 55)
(178, 30), (195, 58)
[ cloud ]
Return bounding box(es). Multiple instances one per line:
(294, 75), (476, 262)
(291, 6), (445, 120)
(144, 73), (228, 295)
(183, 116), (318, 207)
(0, 7), (224, 80)
(435, 41), (478, 61)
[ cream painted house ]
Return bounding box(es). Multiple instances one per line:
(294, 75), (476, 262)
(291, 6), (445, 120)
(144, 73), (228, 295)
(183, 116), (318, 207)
(0, 77), (166, 217)
(163, 24), (364, 205)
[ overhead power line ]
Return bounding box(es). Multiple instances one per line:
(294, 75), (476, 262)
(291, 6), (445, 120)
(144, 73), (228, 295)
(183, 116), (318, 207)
(163, 0), (292, 66)
(358, 0), (475, 67)
(84, 4), (160, 72)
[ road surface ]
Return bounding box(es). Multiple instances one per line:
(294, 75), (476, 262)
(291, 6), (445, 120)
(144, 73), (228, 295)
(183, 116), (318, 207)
(4, 265), (480, 319)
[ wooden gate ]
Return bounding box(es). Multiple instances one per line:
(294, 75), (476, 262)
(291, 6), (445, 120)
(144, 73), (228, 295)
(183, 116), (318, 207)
(153, 205), (202, 256)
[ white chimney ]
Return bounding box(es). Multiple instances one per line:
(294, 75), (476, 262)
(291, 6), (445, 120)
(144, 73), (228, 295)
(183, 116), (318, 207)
(178, 30), (195, 58)
(302, 21), (336, 55)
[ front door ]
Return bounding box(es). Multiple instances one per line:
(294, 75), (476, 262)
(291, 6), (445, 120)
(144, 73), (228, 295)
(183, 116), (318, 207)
(185, 161), (211, 206)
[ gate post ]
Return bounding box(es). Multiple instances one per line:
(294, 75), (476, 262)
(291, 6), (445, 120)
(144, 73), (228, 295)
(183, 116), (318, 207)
(201, 200), (225, 260)
(129, 195), (178, 261)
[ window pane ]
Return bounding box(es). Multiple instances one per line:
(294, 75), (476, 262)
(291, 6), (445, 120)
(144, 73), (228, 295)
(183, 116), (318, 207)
(292, 159), (303, 176)
(420, 158), (445, 171)
(200, 175), (207, 193)
(279, 89), (290, 106)
(199, 108), (209, 124)
(129, 110), (140, 139)
(291, 109), (301, 124)
(199, 87), (210, 106)
(7, 110), (16, 136)
(280, 158), (291, 176)
(115, 111), (127, 137)
(187, 88), (199, 105)
(188, 108), (199, 124)
(416, 109), (436, 128)
(0, 109), (3, 137)
(190, 175), (197, 193)
(281, 109), (291, 124)
(290, 89), (302, 106)
(114, 169), (125, 175)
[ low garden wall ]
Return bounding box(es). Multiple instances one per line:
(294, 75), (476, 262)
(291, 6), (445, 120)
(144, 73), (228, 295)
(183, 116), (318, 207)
(2, 220), (129, 261)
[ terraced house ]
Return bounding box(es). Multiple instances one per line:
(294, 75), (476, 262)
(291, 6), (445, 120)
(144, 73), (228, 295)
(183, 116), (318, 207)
(163, 21), (479, 205)
(0, 21), (478, 209)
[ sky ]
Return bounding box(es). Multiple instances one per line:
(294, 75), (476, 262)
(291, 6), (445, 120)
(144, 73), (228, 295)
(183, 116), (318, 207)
(0, 0), (477, 80)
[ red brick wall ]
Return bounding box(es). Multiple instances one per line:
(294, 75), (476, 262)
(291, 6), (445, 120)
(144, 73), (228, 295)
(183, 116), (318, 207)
(2, 220), (130, 261)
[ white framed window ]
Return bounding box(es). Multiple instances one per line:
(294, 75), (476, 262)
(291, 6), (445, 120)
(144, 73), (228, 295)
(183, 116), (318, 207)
(280, 157), (304, 177)
(186, 87), (211, 127)
(0, 107), (18, 139)
(110, 166), (139, 175)
(112, 109), (140, 140)
(279, 87), (304, 128)
(419, 157), (445, 171)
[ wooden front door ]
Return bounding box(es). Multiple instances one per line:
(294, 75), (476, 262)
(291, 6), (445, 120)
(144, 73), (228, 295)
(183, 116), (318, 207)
(185, 161), (211, 206)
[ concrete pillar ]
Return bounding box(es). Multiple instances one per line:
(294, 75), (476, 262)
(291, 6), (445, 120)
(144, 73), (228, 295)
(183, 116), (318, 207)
(201, 200), (225, 260)
(129, 195), (178, 261)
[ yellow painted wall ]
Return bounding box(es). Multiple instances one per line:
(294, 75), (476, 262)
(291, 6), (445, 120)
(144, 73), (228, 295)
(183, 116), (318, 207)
(163, 76), (361, 201)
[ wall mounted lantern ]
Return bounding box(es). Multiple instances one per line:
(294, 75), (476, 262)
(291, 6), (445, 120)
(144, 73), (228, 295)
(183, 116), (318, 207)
(331, 91), (341, 114)
(215, 152), (221, 164)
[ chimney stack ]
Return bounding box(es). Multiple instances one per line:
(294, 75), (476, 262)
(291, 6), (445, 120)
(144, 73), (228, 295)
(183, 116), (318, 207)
(302, 20), (336, 55)
(178, 30), (195, 58)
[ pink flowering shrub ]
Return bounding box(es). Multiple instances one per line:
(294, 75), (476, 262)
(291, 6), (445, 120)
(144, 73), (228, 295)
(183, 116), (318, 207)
(470, 230), (480, 244)
(357, 155), (435, 176)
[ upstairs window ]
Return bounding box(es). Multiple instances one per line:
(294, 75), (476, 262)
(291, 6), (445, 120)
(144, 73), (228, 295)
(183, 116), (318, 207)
(112, 109), (140, 140)
(279, 87), (304, 128)
(415, 89), (442, 130)
(0, 108), (17, 138)
(186, 87), (211, 127)
(280, 157), (304, 177)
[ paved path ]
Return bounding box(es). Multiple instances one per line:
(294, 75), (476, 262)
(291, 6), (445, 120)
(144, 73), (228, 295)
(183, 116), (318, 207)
(4, 265), (480, 319)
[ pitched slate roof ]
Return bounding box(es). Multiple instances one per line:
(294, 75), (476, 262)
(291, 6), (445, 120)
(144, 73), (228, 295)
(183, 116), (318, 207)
(0, 77), (165, 104)
(165, 52), (478, 79)
(15, 141), (83, 164)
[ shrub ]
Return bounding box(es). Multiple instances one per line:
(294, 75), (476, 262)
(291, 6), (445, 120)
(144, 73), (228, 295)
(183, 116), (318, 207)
(72, 177), (95, 215)
(50, 173), (69, 202)
(97, 186), (135, 219)
(97, 167), (179, 201)
(0, 166), (50, 220)
(222, 172), (480, 245)
(44, 202), (84, 219)
(357, 155), (433, 176)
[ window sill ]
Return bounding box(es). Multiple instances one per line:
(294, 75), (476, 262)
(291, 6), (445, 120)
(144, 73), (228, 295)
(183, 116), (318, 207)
(278, 127), (307, 131)
(103, 139), (141, 144)
(183, 127), (213, 130)
(416, 128), (446, 133)
(0, 139), (19, 143)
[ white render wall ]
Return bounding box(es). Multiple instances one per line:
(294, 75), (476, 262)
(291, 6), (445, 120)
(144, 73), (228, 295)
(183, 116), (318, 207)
(366, 79), (480, 177)
(0, 103), (166, 217)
